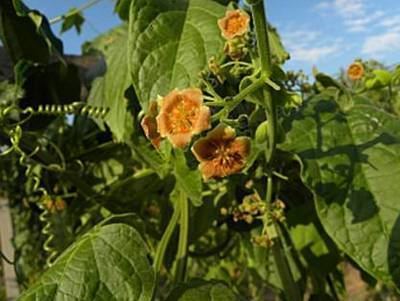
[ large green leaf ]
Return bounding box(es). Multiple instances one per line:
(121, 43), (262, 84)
(282, 94), (400, 288)
(87, 26), (134, 142)
(18, 223), (155, 301)
(128, 0), (225, 110)
(166, 280), (239, 300)
(0, 0), (62, 64)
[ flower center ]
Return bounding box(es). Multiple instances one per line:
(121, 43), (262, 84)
(226, 15), (246, 35)
(214, 143), (243, 168)
(169, 96), (199, 134)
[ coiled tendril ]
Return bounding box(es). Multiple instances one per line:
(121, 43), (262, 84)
(26, 102), (110, 119)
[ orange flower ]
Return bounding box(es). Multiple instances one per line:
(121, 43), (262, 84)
(218, 10), (250, 40)
(141, 101), (161, 148)
(347, 62), (364, 80)
(44, 197), (67, 213)
(156, 88), (210, 148)
(191, 124), (251, 180)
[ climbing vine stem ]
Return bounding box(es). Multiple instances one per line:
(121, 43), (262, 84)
(153, 203), (181, 275)
(174, 190), (189, 283)
(249, 1), (302, 300)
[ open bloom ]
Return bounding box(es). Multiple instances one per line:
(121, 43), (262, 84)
(191, 124), (251, 180)
(141, 101), (161, 148)
(156, 88), (210, 148)
(347, 62), (364, 81)
(218, 10), (250, 40)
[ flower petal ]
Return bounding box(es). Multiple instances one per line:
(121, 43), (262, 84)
(207, 124), (236, 141)
(191, 137), (217, 162)
(199, 161), (219, 180)
(168, 132), (193, 148)
(182, 88), (203, 106)
(230, 137), (251, 159)
(156, 111), (170, 138)
(192, 106), (211, 134)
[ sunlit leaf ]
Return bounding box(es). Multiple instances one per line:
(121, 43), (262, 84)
(282, 94), (400, 289)
(18, 223), (155, 301)
(128, 0), (225, 111)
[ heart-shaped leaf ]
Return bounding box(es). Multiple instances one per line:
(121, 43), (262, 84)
(18, 223), (155, 301)
(282, 94), (400, 289)
(166, 280), (239, 301)
(128, 0), (225, 110)
(87, 26), (134, 142)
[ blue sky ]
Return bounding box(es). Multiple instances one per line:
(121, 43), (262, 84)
(25, 0), (400, 75)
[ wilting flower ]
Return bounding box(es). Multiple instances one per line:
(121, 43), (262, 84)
(141, 100), (161, 148)
(156, 88), (210, 148)
(224, 38), (248, 60)
(44, 197), (67, 214)
(218, 10), (250, 40)
(347, 62), (364, 81)
(191, 124), (250, 180)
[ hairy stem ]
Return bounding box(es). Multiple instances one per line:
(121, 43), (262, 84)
(153, 204), (181, 274)
(250, 1), (302, 300)
(174, 190), (189, 283)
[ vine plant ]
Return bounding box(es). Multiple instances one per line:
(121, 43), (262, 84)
(0, 0), (400, 300)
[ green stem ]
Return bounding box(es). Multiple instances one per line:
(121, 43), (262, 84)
(271, 231), (302, 301)
(250, 0), (273, 77)
(264, 88), (277, 163)
(250, 1), (302, 300)
(49, 0), (103, 24)
(174, 191), (189, 283)
(212, 77), (265, 121)
(153, 205), (181, 273)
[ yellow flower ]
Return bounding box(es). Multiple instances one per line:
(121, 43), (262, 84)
(156, 88), (211, 148)
(191, 124), (250, 180)
(347, 62), (364, 81)
(218, 10), (250, 40)
(141, 101), (161, 148)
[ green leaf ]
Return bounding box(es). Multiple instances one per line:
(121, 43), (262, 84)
(365, 69), (392, 89)
(0, 80), (23, 107)
(82, 25), (127, 54)
(18, 223), (155, 301)
(173, 149), (203, 206)
(87, 25), (134, 142)
(268, 25), (290, 65)
(128, 0), (225, 110)
(0, 0), (62, 64)
(315, 72), (343, 90)
(61, 8), (85, 34)
(166, 280), (239, 301)
(114, 0), (131, 21)
(282, 94), (400, 288)
(287, 202), (340, 277)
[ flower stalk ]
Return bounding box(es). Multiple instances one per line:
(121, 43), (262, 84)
(174, 190), (189, 283)
(153, 204), (181, 274)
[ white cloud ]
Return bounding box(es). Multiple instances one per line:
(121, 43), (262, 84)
(290, 44), (341, 63)
(344, 11), (384, 32)
(283, 30), (321, 45)
(315, 0), (365, 18)
(281, 29), (344, 63)
(315, 0), (383, 32)
(380, 15), (400, 33)
(362, 32), (400, 56)
(334, 0), (365, 17)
